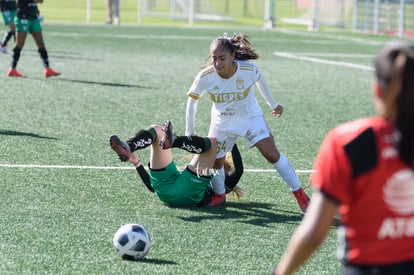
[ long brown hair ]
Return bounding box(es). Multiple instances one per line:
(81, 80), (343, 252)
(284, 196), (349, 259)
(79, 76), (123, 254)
(375, 41), (414, 165)
(203, 33), (259, 68)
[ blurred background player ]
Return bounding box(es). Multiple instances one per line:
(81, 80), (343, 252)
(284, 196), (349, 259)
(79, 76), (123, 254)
(0, 0), (16, 53)
(106, 0), (119, 25)
(7, 0), (59, 78)
(109, 120), (226, 207)
(272, 40), (414, 275)
(185, 33), (310, 212)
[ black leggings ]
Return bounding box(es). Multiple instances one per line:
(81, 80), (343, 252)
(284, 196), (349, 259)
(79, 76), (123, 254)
(197, 186), (213, 207)
(225, 144), (244, 192)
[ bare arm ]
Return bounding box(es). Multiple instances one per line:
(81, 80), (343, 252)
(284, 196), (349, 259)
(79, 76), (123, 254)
(272, 191), (338, 275)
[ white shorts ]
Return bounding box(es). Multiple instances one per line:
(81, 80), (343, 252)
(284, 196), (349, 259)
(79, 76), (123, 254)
(208, 115), (271, 158)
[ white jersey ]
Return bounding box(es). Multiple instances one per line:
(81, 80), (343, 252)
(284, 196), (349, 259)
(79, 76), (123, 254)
(187, 60), (277, 136)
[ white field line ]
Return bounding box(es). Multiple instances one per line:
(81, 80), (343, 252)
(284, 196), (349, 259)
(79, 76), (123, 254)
(46, 29), (382, 47)
(273, 51), (374, 71)
(274, 29), (384, 46)
(278, 52), (373, 58)
(0, 163), (315, 174)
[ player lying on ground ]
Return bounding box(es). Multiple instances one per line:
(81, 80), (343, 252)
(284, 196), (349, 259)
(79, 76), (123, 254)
(110, 120), (243, 207)
(119, 140), (245, 199)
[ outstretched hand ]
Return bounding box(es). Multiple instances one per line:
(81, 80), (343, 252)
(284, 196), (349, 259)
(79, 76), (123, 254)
(272, 104), (283, 117)
(227, 185), (245, 200)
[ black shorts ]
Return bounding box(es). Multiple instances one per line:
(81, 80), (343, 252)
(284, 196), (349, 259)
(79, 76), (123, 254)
(197, 186), (213, 207)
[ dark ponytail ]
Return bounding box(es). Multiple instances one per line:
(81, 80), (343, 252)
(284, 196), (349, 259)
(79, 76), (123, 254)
(203, 33), (259, 67)
(375, 41), (414, 165)
(395, 54), (414, 164)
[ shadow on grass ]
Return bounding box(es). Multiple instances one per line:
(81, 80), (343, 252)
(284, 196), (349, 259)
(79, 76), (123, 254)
(0, 129), (58, 140)
(23, 49), (104, 62)
(122, 257), (177, 265)
(176, 201), (305, 227)
(55, 77), (154, 89)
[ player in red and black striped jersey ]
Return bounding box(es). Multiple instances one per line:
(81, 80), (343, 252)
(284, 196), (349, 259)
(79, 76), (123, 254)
(7, 0), (59, 78)
(273, 41), (414, 275)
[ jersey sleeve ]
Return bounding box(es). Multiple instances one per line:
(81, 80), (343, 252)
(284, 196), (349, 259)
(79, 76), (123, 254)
(185, 98), (198, 136)
(255, 73), (279, 110)
(186, 72), (206, 100)
(185, 70), (209, 135)
(311, 129), (353, 205)
(250, 62), (279, 110)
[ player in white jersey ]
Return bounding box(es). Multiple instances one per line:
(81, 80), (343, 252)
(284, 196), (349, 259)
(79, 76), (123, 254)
(185, 33), (310, 212)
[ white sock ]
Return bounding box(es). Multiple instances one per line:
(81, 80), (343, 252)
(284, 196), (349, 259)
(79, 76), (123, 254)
(272, 154), (301, 191)
(211, 167), (225, 194)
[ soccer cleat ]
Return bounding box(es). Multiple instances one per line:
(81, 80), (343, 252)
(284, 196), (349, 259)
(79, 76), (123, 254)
(44, 67), (61, 78)
(0, 46), (7, 54)
(109, 135), (132, 162)
(208, 193), (226, 206)
(7, 68), (25, 77)
(292, 188), (310, 213)
(159, 120), (177, 149)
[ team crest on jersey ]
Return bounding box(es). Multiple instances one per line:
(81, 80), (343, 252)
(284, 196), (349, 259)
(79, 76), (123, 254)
(214, 86), (219, 90)
(236, 78), (244, 90)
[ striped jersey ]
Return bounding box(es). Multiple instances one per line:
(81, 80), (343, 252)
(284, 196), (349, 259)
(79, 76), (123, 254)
(311, 117), (414, 265)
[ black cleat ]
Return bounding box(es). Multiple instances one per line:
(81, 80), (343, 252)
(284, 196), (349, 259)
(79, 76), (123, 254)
(159, 120), (177, 149)
(110, 135), (132, 162)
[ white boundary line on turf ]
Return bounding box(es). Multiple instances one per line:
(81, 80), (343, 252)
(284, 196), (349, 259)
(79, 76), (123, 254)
(0, 164), (315, 173)
(277, 52), (373, 58)
(273, 52), (374, 71)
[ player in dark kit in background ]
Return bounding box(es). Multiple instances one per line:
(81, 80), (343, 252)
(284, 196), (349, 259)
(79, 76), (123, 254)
(7, 0), (60, 78)
(0, 0), (17, 53)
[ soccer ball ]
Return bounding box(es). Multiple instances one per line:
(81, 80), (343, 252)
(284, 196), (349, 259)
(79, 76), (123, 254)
(113, 223), (151, 260)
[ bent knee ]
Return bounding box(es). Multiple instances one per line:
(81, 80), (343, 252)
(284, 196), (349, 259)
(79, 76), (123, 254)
(151, 124), (163, 141)
(265, 153), (280, 163)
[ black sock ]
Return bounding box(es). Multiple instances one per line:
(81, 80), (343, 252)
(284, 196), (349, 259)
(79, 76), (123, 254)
(173, 136), (211, 154)
(38, 47), (49, 67)
(11, 47), (21, 69)
(126, 127), (157, 152)
(1, 31), (14, 46)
